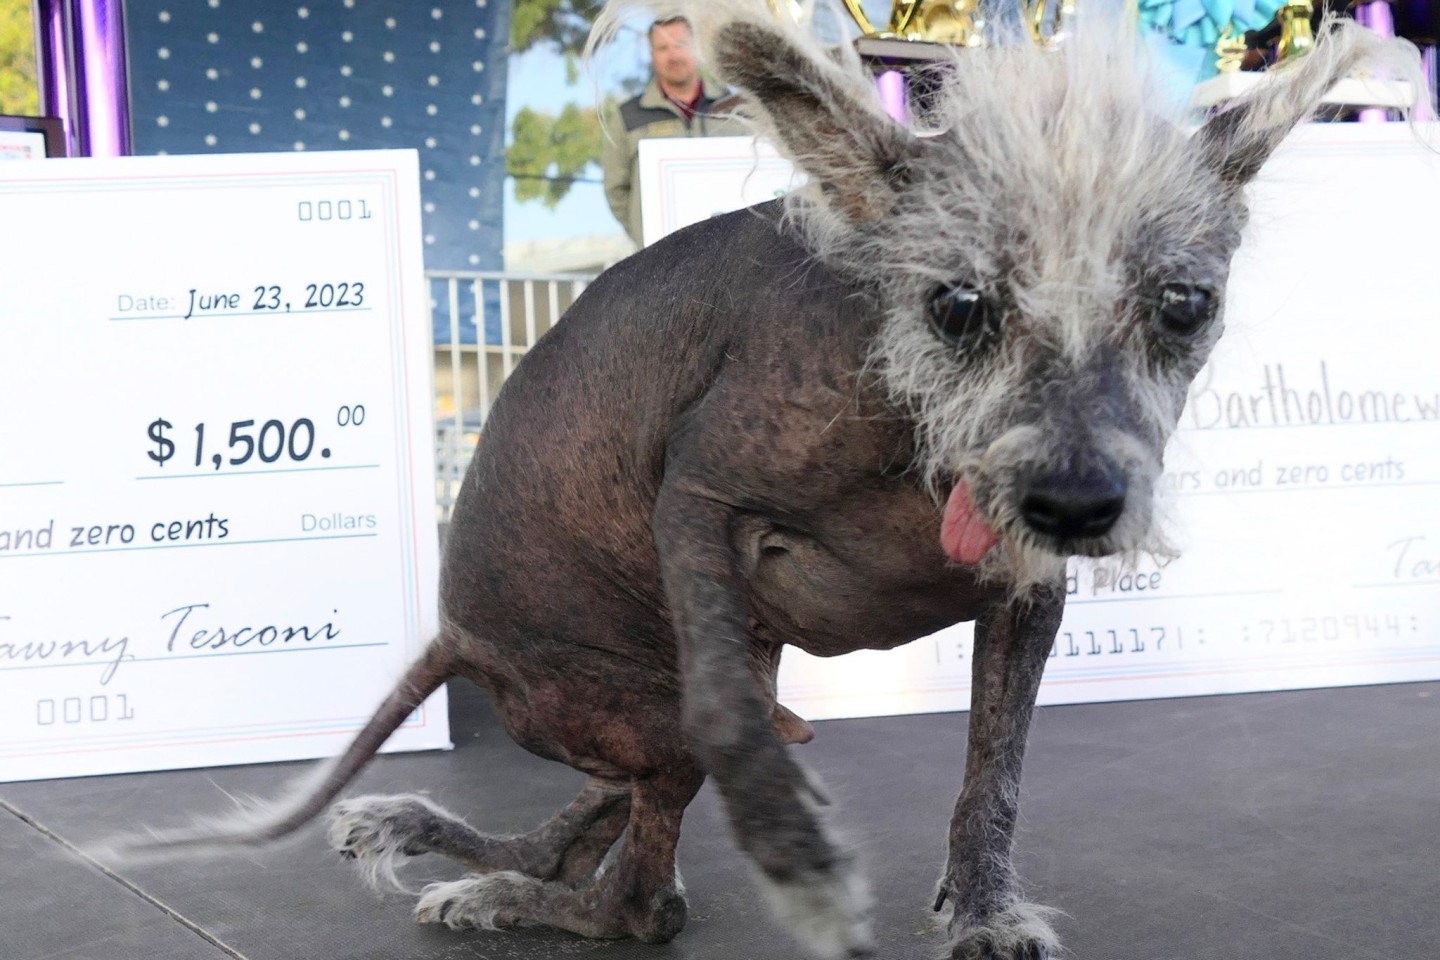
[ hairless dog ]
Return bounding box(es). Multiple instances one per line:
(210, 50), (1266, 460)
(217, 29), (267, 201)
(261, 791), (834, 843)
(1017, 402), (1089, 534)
(123, 8), (1426, 958)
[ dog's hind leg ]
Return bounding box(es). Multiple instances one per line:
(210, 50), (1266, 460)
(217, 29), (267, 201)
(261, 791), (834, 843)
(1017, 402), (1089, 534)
(936, 580), (1066, 960)
(329, 777), (631, 887)
(413, 768), (703, 943)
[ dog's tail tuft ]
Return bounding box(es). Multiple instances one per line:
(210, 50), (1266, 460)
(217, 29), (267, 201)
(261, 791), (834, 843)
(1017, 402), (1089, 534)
(94, 637), (456, 863)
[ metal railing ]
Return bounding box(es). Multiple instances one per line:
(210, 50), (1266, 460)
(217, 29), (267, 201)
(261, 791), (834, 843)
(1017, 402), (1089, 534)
(428, 270), (595, 520)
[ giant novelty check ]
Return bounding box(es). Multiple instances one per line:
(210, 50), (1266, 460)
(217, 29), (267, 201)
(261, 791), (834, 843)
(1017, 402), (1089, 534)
(0, 150), (448, 781)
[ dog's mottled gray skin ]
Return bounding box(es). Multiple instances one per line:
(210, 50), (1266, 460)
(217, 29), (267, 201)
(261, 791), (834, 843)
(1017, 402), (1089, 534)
(123, 8), (1426, 959)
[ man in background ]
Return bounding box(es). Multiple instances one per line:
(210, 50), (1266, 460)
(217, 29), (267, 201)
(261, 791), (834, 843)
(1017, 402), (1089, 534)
(602, 16), (743, 245)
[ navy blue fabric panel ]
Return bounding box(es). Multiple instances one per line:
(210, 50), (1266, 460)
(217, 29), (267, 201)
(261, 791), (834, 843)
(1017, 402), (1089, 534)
(126, 0), (510, 341)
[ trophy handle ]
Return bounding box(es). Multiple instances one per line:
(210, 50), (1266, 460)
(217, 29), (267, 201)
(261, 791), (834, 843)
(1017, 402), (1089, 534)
(1027, 0), (1048, 42)
(1025, 0), (1076, 45)
(890, 0), (924, 36)
(838, 0), (880, 36)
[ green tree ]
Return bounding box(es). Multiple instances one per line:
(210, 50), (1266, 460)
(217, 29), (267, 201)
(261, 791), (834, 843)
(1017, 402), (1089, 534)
(507, 0), (649, 208)
(508, 101), (608, 209)
(511, 0), (606, 65)
(0, 0), (40, 115)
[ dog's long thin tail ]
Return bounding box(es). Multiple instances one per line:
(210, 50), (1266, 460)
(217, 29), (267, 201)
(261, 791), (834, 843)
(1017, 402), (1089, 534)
(109, 637), (456, 859)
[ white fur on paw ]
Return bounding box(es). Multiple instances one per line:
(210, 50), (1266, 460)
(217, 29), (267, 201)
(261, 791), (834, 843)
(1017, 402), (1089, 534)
(948, 901), (1061, 960)
(754, 857), (874, 959)
(327, 794), (449, 892)
(414, 872), (541, 931)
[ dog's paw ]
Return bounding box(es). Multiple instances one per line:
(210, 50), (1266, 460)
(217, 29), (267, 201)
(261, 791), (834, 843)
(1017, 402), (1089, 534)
(328, 794), (444, 860)
(951, 943), (1049, 960)
(948, 902), (1060, 960)
(754, 854), (875, 959)
(328, 793), (457, 892)
(414, 872), (541, 930)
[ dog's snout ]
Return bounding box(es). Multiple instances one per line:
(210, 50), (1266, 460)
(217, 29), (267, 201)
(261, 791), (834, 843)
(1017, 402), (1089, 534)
(1020, 469), (1127, 540)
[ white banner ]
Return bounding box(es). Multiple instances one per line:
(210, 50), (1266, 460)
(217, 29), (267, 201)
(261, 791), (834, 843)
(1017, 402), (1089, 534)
(778, 123), (1440, 720)
(0, 150), (449, 780)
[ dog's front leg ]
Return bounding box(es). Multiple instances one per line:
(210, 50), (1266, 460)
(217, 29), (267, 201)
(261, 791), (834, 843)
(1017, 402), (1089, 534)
(939, 580), (1065, 960)
(653, 484), (873, 960)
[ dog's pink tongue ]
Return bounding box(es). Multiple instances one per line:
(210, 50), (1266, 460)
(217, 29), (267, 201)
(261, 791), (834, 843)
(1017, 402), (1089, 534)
(941, 480), (999, 564)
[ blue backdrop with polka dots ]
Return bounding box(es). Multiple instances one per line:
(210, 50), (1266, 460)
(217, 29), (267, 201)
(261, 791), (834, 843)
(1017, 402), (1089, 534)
(128, 0), (511, 343)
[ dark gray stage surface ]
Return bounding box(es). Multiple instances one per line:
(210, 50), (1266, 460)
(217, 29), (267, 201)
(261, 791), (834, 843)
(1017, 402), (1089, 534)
(4, 679), (1437, 960)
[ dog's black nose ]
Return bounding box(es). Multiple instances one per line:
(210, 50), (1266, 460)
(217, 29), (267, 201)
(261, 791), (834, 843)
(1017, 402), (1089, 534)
(1020, 470), (1127, 540)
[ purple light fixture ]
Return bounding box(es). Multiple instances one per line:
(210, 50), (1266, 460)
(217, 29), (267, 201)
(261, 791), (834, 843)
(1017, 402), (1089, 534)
(30, 0), (133, 156)
(1354, 1), (1396, 123)
(1422, 45), (1437, 122)
(33, 0), (74, 155)
(877, 70), (908, 124)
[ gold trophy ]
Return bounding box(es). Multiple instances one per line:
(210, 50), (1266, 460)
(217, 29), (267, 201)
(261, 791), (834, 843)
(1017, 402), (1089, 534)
(1276, 0), (1315, 61)
(768, 0), (1075, 54)
(805, 0), (985, 70)
(764, 0), (1079, 122)
(839, 0), (985, 45)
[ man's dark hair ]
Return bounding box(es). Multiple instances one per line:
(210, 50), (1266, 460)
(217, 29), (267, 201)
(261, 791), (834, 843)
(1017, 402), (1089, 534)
(647, 15), (692, 43)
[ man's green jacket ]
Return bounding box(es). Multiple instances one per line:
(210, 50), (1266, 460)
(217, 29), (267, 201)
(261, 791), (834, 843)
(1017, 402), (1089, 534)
(602, 78), (747, 245)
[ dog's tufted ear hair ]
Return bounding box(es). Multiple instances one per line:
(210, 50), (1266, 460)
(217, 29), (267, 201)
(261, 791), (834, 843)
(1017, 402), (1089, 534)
(1193, 18), (1427, 191)
(708, 19), (920, 223)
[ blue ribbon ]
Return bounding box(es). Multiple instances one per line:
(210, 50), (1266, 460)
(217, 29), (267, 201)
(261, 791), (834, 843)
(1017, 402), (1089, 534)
(1137, 0), (1283, 45)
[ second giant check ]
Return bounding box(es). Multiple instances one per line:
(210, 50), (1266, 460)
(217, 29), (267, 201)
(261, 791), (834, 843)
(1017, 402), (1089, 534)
(778, 123), (1440, 720)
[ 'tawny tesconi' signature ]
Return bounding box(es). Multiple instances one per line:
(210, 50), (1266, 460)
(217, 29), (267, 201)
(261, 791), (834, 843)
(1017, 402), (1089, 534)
(0, 604), (342, 685)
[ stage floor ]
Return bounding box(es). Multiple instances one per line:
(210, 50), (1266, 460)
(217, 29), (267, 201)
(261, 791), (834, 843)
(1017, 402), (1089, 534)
(5, 679), (1438, 960)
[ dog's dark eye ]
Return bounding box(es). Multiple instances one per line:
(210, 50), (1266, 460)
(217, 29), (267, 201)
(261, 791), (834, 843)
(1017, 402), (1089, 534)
(1156, 284), (1215, 338)
(927, 283), (998, 351)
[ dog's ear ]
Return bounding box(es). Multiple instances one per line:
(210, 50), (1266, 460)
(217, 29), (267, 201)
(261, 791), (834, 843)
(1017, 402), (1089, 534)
(1193, 19), (1420, 190)
(708, 19), (920, 223)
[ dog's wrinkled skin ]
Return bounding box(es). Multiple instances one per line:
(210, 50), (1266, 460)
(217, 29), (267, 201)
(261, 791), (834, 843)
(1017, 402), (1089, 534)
(121, 8), (1425, 959)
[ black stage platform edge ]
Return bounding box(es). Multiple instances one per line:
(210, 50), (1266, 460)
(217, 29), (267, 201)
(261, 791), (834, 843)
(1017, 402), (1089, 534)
(3, 679), (1436, 960)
